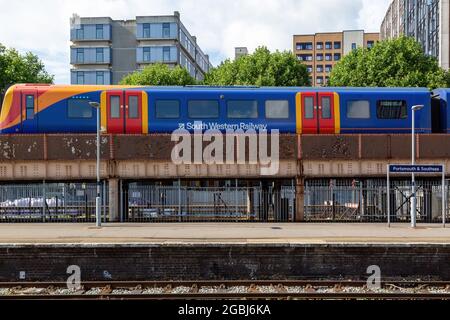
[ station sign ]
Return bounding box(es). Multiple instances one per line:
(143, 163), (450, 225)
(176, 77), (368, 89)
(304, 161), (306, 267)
(389, 165), (444, 174)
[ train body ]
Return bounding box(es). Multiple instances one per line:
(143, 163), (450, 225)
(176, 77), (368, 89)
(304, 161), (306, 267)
(0, 84), (447, 135)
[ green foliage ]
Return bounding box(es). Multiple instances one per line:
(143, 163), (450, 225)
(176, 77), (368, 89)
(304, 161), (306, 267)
(328, 36), (449, 89)
(120, 63), (197, 86)
(0, 43), (54, 95)
(204, 46), (310, 86)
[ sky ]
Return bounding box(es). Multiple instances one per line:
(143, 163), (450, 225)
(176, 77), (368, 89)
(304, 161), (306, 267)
(0, 0), (392, 84)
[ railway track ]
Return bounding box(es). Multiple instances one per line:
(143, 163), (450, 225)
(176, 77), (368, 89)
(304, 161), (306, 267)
(0, 280), (449, 300)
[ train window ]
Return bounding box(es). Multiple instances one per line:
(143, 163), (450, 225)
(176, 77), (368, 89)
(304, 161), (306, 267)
(376, 100), (407, 119)
(128, 96), (139, 119)
(25, 95), (35, 120)
(227, 100), (258, 119)
(156, 100), (180, 119)
(265, 100), (289, 119)
(110, 96), (121, 119)
(67, 99), (93, 118)
(321, 97), (332, 119)
(188, 100), (219, 118)
(304, 97), (314, 119)
(347, 100), (370, 119)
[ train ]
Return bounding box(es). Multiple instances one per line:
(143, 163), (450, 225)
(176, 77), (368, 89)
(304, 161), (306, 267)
(0, 84), (449, 134)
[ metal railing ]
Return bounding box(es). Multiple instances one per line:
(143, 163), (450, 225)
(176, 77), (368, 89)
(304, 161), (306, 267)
(0, 182), (109, 223)
(304, 179), (450, 223)
(124, 185), (295, 222)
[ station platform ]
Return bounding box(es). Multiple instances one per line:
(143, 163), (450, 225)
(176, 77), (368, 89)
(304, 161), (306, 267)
(0, 223), (449, 245)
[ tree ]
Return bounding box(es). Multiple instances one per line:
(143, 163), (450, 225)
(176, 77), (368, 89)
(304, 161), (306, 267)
(120, 63), (197, 86)
(328, 36), (449, 89)
(204, 46), (310, 86)
(0, 43), (54, 96)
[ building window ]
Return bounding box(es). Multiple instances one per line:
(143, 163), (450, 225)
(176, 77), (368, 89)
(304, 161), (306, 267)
(306, 65), (313, 73)
(316, 42), (323, 50)
(334, 53), (341, 61)
(316, 54), (323, 61)
(227, 100), (258, 119)
(325, 54), (332, 61)
(163, 47), (171, 62)
(188, 100), (219, 118)
(162, 23), (170, 38)
(76, 48), (84, 63)
(325, 42), (332, 49)
(317, 65), (323, 73)
(25, 95), (34, 120)
(96, 48), (104, 63)
(156, 100), (180, 119)
(351, 43), (357, 50)
(77, 71), (84, 84)
(334, 41), (341, 49)
(96, 71), (104, 85)
(316, 77), (323, 85)
(68, 99), (93, 118)
(376, 100), (407, 119)
(325, 65), (332, 73)
(96, 25), (103, 39)
(143, 23), (150, 38)
(143, 47), (151, 62)
(76, 25), (84, 39)
(347, 100), (370, 119)
(296, 42), (313, 50)
(367, 41), (375, 49)
(265, 100), (289, 119)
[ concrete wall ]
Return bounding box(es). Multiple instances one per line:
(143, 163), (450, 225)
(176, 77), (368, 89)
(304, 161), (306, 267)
(440, 0), (450, 70)
(110, 20), (137, 84)
(343, 30), (364, 55)
(2, 244), (450, 281)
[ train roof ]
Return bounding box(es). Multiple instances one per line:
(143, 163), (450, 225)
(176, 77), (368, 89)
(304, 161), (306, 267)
(10, 84), (432, 94)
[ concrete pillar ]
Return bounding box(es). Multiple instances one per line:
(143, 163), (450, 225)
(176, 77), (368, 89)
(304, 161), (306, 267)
(108, 178), (120, 222)
(295, 177), (305, 222)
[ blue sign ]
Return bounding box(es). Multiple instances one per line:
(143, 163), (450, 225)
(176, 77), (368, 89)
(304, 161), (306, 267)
(389, 165), (444, 174)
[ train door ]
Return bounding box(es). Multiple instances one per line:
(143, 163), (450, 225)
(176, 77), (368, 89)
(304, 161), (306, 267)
(21, 89), (38, 133)
(318, 92), (335, 134)
(300, 92), (336, 134)
(106, 90), (143, 134)
(124, 91), (143, 134)
(301, 93), (318, 134)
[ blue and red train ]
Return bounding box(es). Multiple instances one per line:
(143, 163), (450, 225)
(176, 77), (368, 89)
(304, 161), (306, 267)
(0, 84), (449, 134)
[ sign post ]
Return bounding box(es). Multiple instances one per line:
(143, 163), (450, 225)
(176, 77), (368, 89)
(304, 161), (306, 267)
(387, 164), (446, 228)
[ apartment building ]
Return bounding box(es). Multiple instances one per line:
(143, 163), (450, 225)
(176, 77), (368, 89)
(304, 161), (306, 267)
(293, 30), (379, 86)
(381, 0), (449, 70)
(70, 12), (213, 85)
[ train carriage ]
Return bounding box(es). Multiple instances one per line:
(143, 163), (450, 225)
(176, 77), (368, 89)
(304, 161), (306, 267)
(0, 84), (446, 135)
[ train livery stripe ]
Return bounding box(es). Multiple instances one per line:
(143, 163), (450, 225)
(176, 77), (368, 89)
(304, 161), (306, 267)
(0, 86), (15, 124)
(295, 92), (302, 134)
(142, 91), (149, 134)
(101, 91), (107, 132)
(333, 92), (340, 134)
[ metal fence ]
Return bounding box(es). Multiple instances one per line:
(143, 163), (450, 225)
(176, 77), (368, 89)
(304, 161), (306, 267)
(304, 179), (450, 223)
(0, 182), (109, 223)
(123, 185), (295, 222)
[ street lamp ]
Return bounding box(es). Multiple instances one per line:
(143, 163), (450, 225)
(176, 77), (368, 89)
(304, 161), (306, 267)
(411, 104), (424, 228)
(89, 101), (102, 228)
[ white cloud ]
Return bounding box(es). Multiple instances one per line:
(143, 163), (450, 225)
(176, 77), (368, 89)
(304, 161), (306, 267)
(0, 0), (392, 84)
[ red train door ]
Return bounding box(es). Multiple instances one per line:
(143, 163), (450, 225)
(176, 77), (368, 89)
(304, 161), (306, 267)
(107, 91), (125, 134)
(124, 91), (142, 134)
(318, 92), (335, 134)
(302, 92), (318, 134)
(106, 91), (143, 134)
